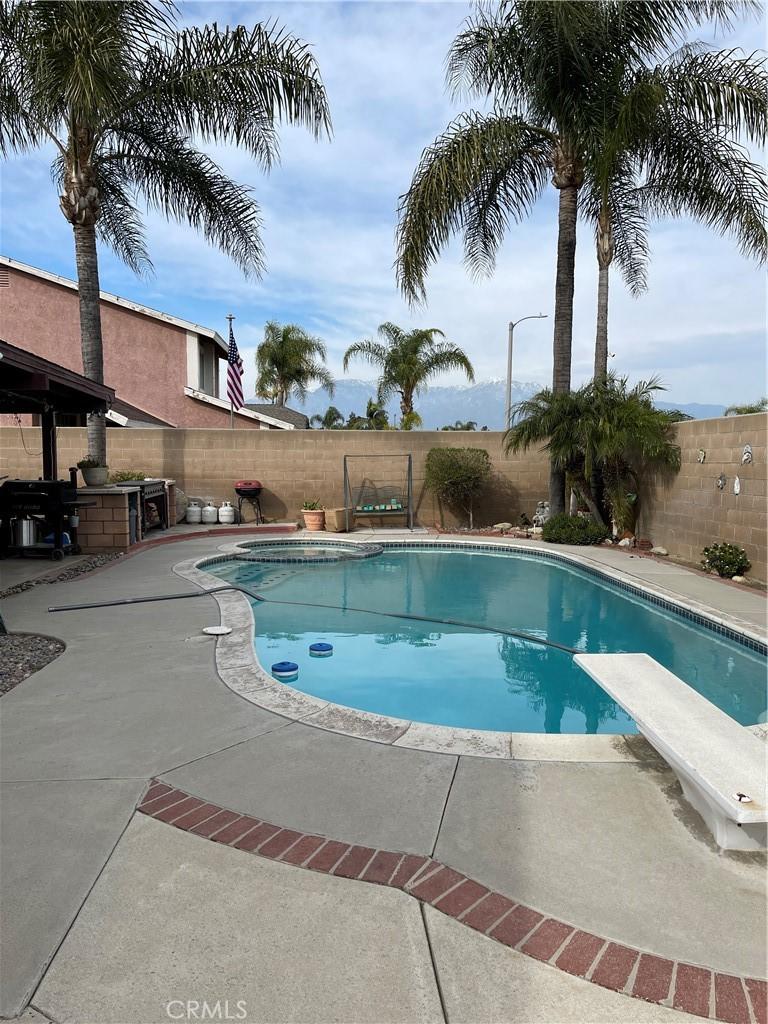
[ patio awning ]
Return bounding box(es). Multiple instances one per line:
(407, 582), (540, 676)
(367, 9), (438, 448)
(0, 338), (115, 479)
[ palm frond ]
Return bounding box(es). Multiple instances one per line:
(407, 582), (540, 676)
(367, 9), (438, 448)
(640, 117), (768, 263)
(342, 339), (388, 373)
(658, 47), (768, 144)
(122, 19), (331, 163)
(581, 171), (650, 296)
(420, 343), (476, 385)
(396, 111), (552, 304)
(94, 165), (152, 276)
(100, 125), (264, 276)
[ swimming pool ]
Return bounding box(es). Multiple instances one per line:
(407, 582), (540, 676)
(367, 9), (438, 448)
(209, 543), (766, 735)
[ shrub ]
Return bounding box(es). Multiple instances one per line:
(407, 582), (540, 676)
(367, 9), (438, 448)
(109, 470), (148, 482)
(76, 455), (107, 469)
(542, 512), (609, 546)
(425, 447), (492, 529)
(301, 499), (323, 510)
(701, 543), (751, 578)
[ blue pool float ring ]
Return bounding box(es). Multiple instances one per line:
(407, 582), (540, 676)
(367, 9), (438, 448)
(309, 642), (333, 657)
(272, 661), (299, 680)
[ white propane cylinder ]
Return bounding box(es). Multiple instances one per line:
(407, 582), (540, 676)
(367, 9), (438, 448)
(201, 501), (218, 525)
(218, 501), (235, 525)
(186, 501), (202, 524)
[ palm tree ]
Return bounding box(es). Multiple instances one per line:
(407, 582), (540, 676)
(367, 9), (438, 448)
(343, 322), (474, 424)
(725, 398), (768, 416)
(505, 374), (680, 532)
(395, 0), (758, 512)
(583, 30), (767, 379)
(347, 398), (390, 430)
(0, 0), (330, 464)
(256, 322), (334, 407)
(664, 409), (694, 422)
(310, 405), (345, 430)
(441, 420), (477, 431)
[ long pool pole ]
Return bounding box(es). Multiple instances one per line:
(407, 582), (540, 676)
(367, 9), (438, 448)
(48, 584), (264, 613)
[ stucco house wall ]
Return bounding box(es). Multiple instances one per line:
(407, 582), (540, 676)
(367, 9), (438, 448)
(0, 258), (280, 430)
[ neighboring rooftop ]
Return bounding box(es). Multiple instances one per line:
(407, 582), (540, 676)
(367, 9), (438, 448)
(245, 403), (310, 429)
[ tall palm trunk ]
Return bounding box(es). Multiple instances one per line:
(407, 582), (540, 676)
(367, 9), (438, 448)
(62, 140), (107, 466)
(549, 144), (582, 514)
(593, 208), (614, 380)
(73, 220), (107, 465)
(552, 189), (578, 395)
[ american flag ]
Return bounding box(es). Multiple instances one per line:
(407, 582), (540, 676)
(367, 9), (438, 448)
(226, 317), (244, 410)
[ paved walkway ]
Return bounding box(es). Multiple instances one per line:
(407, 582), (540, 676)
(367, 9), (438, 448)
(1, 535), (765, 1023)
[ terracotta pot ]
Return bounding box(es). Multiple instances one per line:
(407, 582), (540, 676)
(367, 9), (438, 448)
(302, 509), (326, 532)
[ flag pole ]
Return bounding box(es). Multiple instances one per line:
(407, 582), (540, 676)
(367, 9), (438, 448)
(227, 313), (235, 429)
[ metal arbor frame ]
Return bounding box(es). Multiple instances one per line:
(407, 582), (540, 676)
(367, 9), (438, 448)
(343, 453), (414, 532)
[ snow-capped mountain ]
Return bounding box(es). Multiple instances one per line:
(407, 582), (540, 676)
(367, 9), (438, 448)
(253, 378), (726, 429)
(292, 379), (542, 429)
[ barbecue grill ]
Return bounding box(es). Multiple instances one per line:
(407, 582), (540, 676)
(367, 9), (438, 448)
(234, 480), (263, 525)
(0, 479), (84, 559)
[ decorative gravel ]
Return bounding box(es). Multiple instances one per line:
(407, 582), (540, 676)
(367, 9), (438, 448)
(0, 633), (65, 695)
(0, 552), (123, 600)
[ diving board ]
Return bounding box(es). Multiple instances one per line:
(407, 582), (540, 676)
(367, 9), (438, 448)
(575, 653), (767, 851)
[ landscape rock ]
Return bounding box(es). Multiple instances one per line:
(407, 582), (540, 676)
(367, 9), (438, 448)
(618, 538), (633, 548)
(731, 575), (745, 583)
(650, 546), (668, 556)
(493, 522), (513, 531)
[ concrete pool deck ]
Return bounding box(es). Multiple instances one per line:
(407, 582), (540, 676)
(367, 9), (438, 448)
(0, 534), (765, 1023)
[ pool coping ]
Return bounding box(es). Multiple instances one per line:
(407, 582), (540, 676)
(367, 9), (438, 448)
(173, 537), (767, 763)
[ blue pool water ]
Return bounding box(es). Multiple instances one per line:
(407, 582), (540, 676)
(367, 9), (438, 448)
(210, 546), (767, 734)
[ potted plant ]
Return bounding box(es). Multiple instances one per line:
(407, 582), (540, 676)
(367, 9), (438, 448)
(301, 500), (326, 532)
(77, 455), (109, 487)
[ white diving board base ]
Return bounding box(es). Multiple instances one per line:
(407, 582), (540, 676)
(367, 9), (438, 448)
(575, 653), (767, 852)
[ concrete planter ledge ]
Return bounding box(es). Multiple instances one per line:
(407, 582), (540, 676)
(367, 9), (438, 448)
(576, 653), (767, 851)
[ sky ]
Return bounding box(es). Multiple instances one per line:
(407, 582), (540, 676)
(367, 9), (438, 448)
(1, 0), (766, 407)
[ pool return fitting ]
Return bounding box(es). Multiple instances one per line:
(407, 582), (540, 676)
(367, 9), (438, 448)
(48, 588), (579, 655)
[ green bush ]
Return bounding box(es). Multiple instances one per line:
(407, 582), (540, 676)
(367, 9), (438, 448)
(542, 513), (609, 546)
(77, 455), (107, 469)
(109, 470), (147, 482)
(701, 543), (751, 578)
(425, 447), (492, 529)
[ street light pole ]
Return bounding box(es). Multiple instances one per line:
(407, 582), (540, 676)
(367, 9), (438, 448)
(505, 313), (547, 428)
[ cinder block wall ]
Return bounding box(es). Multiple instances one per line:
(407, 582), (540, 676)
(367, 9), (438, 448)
(1, 414), (765, 578)
(0, 426), (549, 529)
(639, 412), (766, 581)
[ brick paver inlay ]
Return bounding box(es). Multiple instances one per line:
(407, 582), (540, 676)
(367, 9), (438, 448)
(137, 780), (765, 1024)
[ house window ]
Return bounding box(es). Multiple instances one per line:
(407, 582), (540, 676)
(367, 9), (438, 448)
(198, 340), (219, 398)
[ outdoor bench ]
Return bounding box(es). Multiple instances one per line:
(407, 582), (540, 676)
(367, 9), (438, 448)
(575, 652), (767, 851)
